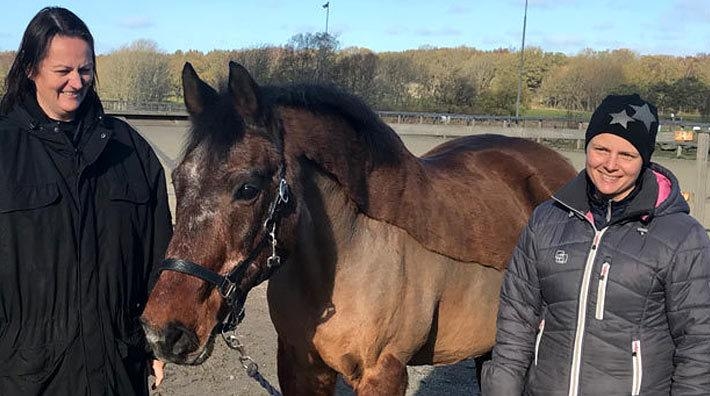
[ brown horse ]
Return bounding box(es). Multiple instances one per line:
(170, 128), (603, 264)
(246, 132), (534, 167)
(141, 61), (576, 395)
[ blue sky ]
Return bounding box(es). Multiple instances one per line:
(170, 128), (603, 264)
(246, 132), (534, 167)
(1, 1), (708, 56)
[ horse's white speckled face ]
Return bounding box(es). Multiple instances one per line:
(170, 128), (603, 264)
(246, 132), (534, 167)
(146, 122), (287, 359)
(140, 62), (299, 364)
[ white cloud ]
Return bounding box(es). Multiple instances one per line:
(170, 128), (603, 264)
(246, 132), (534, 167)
(385, 26), (408, 36)
(534, 34), (586, 54)
(118, 16), (154, 29)
(447, 4), (471, 14)
(591, 21), (615, 30)
(671, 0), (710, 22)
(526, 0), (579, 9)
(413, 27), (462, 37)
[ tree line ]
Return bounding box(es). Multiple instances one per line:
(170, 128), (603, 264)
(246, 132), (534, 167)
(1, 34), (709, 120)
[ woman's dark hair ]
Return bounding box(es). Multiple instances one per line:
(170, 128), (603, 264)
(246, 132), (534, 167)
(0, 7), (98, 115)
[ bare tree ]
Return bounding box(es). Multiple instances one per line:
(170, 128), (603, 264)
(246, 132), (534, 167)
(98, 40), (172, 102)
(331, 48), (379, 102)
(0, 51), (15, 97)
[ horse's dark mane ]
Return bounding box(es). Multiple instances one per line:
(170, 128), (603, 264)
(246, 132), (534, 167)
(186, 83), (404, 166)
(263, 84), (402, 165)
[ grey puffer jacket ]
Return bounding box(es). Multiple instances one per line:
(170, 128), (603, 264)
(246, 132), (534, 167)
(481, 164), (710, 395)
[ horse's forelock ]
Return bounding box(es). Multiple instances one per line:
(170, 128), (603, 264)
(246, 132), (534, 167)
(185, 96), (246, 158)
(184, 90), (284, 161)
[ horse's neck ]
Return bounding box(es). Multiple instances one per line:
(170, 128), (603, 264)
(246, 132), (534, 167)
(288, 167), (410, 275)
(281, 107), (428, 225)
(269, 167), (385, 308)
(280, 108), (510, 268)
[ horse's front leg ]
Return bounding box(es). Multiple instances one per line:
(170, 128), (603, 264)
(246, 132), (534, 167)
(355, 353), (408, 396)
(277, 337), (337, 396)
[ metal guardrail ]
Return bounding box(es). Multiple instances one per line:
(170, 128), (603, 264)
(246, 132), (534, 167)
(103, 100), (187, 114)
(103, 101), (710, 132)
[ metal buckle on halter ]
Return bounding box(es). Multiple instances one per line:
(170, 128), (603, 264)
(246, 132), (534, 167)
(218, 278), (237, 301)
(264, 178), (290, 229)
(278, 178), (289, 203)
(266, 255), (281, 269)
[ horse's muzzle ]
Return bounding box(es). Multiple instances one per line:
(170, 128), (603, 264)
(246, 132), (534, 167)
(141, 319), (210, 365)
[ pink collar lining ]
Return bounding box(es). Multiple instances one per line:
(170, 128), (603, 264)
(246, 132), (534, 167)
(583, 169), (672, 224)
(653, 169), (672, 209)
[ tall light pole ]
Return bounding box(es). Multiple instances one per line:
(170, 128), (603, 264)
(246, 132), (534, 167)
(323, 2), (330, 35)
(515, 0), (528, 120)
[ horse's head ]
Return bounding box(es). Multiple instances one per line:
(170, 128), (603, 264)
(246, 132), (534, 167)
(141, 62), (295, 364)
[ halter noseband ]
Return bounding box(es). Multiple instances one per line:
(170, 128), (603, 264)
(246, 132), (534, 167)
(157, 174), (291, 331)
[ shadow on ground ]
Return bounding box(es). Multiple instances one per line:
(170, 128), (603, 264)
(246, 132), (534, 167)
(335, 358), (479, 395)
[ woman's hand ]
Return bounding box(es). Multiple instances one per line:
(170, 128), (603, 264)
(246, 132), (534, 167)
(150, 359), (166, 389)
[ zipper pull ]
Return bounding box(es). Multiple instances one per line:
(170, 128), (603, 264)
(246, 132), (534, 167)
(599, 259), (611, 280)
(592, 232), (601, 250)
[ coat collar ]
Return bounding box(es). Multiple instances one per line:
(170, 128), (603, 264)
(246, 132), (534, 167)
(553, 167), (660, 224)
(6, 92), (114, 170)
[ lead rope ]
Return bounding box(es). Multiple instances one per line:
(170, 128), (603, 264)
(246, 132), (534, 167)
(223, 332), (283, 396)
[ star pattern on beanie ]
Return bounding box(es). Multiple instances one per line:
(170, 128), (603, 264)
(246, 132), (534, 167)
(586, 93), (659, 166)
(629, 103), (656, 132)
(609, 109), (635, 129)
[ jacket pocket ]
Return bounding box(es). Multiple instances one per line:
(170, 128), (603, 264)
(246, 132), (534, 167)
(0, 183), (59, 213)
(107, 181), (150, 204)
(595, 261), (611, 320)
(631, 339), (643, 396)
(534, 318), (545, 366)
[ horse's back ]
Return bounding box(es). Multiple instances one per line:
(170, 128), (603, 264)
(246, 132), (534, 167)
(403, 133), (575, 270)
(421, 133), (576, 205)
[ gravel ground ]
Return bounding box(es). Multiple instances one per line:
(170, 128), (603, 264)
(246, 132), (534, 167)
(149, 282), (480, 396)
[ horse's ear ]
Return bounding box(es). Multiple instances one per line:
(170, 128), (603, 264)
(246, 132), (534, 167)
(228, 61), (261, 119)
(182, 62), (218, 116)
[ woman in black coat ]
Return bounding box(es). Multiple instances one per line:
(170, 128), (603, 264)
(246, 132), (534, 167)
(0, 7), (172, 395)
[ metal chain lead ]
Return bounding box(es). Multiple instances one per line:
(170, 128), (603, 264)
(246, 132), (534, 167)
(266, 222), (280, 268)
(223, 332), (282, 396)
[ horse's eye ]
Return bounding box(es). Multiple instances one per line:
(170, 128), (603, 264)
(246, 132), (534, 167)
(234, 183), (260, 201)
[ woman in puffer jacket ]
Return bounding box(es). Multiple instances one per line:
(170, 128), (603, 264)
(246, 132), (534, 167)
(482, 94), (710, 395)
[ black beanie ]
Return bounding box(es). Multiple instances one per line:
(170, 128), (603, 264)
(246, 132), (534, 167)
(585, 93), (659, 166)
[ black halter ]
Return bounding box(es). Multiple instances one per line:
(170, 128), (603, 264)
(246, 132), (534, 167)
(157, 173), (291, 331)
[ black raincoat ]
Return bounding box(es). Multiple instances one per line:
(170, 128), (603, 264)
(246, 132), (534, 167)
(0, 93), (172, 395)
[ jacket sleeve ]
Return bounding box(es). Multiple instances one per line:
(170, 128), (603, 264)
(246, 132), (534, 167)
(481, 218), (542, 395)
(146, 147), (173, 292)
(666, 222), (710, 395)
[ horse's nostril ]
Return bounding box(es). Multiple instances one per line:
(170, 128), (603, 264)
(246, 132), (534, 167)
(164, 322), (199, 357)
